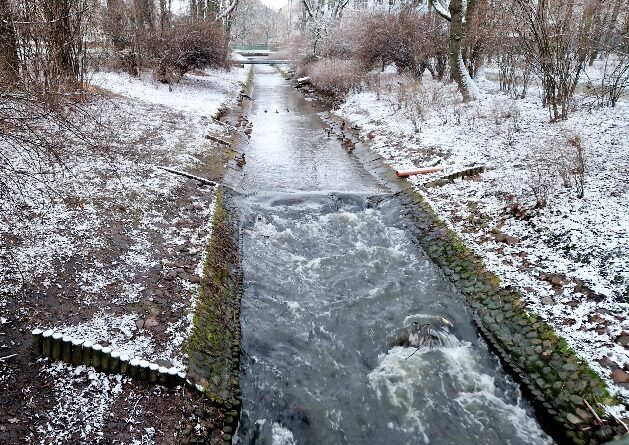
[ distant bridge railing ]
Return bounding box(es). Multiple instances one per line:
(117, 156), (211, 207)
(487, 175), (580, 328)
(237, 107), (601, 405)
(230, 59), (294, 65)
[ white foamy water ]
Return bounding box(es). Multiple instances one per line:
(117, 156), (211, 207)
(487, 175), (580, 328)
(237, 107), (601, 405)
(272, 422), (296, 445)
(238, 193), (550, 445)
(369, 344), (552, 445)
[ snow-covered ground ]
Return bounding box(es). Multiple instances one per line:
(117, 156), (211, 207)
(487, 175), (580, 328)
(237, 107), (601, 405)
(337, 64), (629, 402)
(0, 66), (248, 444)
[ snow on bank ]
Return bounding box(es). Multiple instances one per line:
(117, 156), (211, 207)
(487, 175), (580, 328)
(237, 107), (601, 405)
(337, 66), (629, 402)
(1, 66), (247, 443)
(92, 67), (249, 117)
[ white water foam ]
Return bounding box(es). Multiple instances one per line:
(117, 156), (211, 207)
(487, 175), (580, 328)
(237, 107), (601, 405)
(271, 422), (296, 445)
(368, 344), (552, 445)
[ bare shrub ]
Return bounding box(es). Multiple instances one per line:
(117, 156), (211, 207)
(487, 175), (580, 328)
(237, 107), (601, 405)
(567, 134), (586, 198)
(155, 20), (228, 84)
(556, 134), (586, 198)
(524, 132), (587, 208)
(318, 14), (360, 60)
(354, 11), (448, 80)
(598, 13), (629, 107)
(306, 58), (363, 99)
(525, 147), (556, 208)
(9, 0), (98, 93)
(513, 0), (600, 121)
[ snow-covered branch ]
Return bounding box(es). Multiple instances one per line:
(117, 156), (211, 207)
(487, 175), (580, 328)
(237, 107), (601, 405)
(429, 0), (451, 21)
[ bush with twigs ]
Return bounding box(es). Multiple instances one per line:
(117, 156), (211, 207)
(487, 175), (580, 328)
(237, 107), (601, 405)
(154, 20), (228, 84)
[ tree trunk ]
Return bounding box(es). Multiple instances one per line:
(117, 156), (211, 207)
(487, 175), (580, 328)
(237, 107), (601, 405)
(45, 0), (76, 83)
(0, 0), (19, 84)
(448, 0), (480, 101)
(159, 0), (170, 32)
(107, 0), (126, 51)
(135, 0), (155, 31)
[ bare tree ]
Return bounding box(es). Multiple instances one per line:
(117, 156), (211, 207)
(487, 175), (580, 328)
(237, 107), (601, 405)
(429, 0), (481, 101)
(598, 9), (629, 107)
(134, 0), (155, 33)
(513, 0), (598, 121)
(190, 0), (240, 35)
(0, 0), (19, 85)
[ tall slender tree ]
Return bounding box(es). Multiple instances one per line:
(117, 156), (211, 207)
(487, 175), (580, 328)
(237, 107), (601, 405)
(429, 0), (481, 101)
(0, 0), (19, 83)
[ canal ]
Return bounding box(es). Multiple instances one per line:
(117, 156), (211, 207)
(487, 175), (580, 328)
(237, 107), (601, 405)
(232, 65), (551, 445)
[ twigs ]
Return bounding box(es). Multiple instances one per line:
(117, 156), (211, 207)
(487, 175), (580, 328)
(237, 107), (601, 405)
(583, 398), (604, 426)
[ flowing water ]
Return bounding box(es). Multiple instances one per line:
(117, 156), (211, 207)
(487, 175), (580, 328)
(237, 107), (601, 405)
(233, 65), (551, 445)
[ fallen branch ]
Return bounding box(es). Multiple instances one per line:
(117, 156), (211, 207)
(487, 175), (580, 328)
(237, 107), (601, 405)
(156, 167), (217, 187)
(584, 399), (604, 426)
(205, 134), (230, 146)
(0, 354), (17, 361)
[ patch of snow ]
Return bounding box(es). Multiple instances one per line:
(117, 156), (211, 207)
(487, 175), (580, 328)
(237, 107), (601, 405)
(337, 65), (629, 403)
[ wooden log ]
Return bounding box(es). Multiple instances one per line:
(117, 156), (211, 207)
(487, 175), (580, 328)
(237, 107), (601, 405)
(119, 354), (130, 375)
(92, 344), (103, 369)
(177, 371), (186, 385)
(82, 341), (93, 366)
(101, 347), (112, 371)
(61, 336), (72, 363)
(42, 330), (54, 357)
(32, 329), (43, 356)
(129, 358), (140, 378)
(204, 134), (230, 146)
(167, 367), (179, 386)
(157, 366), (168, 385)
(139, 360), (150, 381)
(51, 332), (63, 360)
(148, 363), (159, 383)
(157, 166), (217, 186)
(109, 351), (120, 373)
(71, 338), (83, 365)
(395, 166), (443, 177)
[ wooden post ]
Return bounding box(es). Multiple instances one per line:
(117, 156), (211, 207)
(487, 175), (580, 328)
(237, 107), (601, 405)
(129, 358), (140, 378)
(92, 344), (103, 369)
(157, 366), (168, 385)
(110, 351), (120, 373)
(167, 367), (179, 386)
(148, 363), (159, 383)
(42, 330), (54, 357)
(82, 341), (93, 366)
(119, 354), (130, 375)
(51, 332), (63, 360)
(61, 336), (72, 363)
(32, 329), (43, 356)
(101, 347), (112, 371)
(139, 360), (150, 381)
(71, 338), (83, 365)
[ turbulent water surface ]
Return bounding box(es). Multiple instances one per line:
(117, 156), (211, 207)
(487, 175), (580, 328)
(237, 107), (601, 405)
(233, 65), (551, 445)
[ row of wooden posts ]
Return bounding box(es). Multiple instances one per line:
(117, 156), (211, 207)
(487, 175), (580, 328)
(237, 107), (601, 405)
(32, 329), (186, 386)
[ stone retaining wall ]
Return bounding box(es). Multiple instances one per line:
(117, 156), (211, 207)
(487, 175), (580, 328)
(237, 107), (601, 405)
(185, 188), (243, 444)
(315, 107), (623, 444)
(391, 176), (618, 445)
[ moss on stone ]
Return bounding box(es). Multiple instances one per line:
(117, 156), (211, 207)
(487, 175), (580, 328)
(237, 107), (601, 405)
(395, 185), (619, 444)
(185, 189), (241, 405)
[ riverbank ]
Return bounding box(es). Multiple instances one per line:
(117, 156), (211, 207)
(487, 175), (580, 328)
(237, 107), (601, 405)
(318, 66), (629, 442)
(0, 66), (249, 444)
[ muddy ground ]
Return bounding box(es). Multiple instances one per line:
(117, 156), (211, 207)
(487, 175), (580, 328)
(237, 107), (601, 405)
(0, 85), (243, 444)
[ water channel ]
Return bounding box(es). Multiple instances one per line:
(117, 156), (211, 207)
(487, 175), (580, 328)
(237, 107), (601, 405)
(233, 65), (552, 445)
